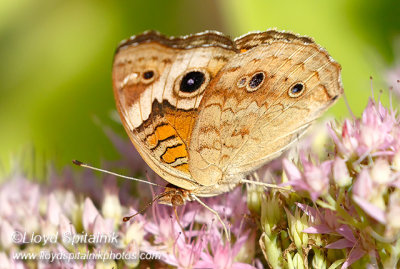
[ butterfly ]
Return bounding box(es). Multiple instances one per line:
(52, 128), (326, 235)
(110, 30), (342, 235)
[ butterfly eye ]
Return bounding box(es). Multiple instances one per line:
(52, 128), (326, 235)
(180, 71), (206, 93)
(246, 72), (265, 92)
(288, 83), (305, 97)
(142, 70), (156, 84)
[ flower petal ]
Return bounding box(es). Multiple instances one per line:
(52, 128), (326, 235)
(353, 169), (373, 199)
(341, 246), (366, 269)
(296, 203), (318, 222)
(353, 195), (386, 224)
(283, 159), (302, 182)
(326, 238), (354, 249)
(82, 198), (100, 233)
(336, 225), (356, 243)
(303, 224), (332, 234)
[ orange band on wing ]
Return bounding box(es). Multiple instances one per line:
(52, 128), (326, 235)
(161, 144), (187, 163)
(146, 123), (177, 149)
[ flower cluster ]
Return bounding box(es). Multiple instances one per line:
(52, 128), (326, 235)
(1, 92), (400, 268)
(0, 172), (257, 268)
(258, 97), (400, 268)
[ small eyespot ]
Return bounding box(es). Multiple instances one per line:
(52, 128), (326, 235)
(141, 70), (156, 84)
(246, 72), (265, 92)
(180, 71), (205, 93)
(288, 83), (305, 97)
(237, 76), (248, 88)
(143, 70), (154, 80)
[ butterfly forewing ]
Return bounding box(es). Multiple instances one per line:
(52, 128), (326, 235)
(112, 31), (236, 190)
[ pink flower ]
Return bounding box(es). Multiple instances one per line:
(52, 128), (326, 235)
(82, 198), (100, 233)
(353, 169), (386, 224)
(298, 203), (343, 234)
(46, 194), (62, 226)
(340, 243), (367, 269)
(0, 220), (14, 249)
(163, 229), (206, 268)
(359, 100), (394, 154)
(92, 214), (114, 236)
(298, 203), (368, 269)
(283, 155), (332, 201)
(328, 120), (359, 158)
(333, 157), (351, 187)
(197, 232), (256, 269)
(0, 251), (27, 269)
(193, 188), (249, 235)
(329, 99), (396, 159)
(0, 177), (40, 232)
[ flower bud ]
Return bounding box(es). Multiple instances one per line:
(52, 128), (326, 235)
(371, 159), (392, 185)
(59, 214), (76, 252)
(261, 233), (282, 268)
(83, 198), (100, 233)
(102, 191), (122, 225)
(333, 157), (351, 187)
(246, 184), (264, 215)
(312, 248), (327, 269)
(287, 252), (305, 269)
(124, 241), (140, 268)
(46, 194), (62, 226)
(123, 219), (146, 248)
(286, 208), (309, 250)
(261, 193), (281, 236)
(93, 215), (114, 236)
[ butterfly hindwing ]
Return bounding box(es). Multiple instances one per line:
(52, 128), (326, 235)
(189, 31), (342, 186)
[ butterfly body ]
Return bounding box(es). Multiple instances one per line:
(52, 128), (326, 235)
(112, 30), (343, 204)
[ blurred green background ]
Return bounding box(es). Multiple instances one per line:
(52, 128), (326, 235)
(0, 0), (399, 177)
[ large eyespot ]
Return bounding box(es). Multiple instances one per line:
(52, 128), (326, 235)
(142, 70), (156, 84)
(246, 72), (265, 92)
(180, 71), (205, 92)
(174, 69), (210, 98)
(288, 83), (305, 97)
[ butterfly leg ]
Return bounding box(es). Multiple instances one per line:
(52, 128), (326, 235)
(190, 195), (230, 241)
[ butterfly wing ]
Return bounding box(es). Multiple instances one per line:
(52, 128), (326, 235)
(112, 31), (237, 190)
(189, 31), (342, 186)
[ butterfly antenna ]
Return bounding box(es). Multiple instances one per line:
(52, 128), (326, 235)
(72, 160), (163, 187)
(122, 191), (175, 222)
